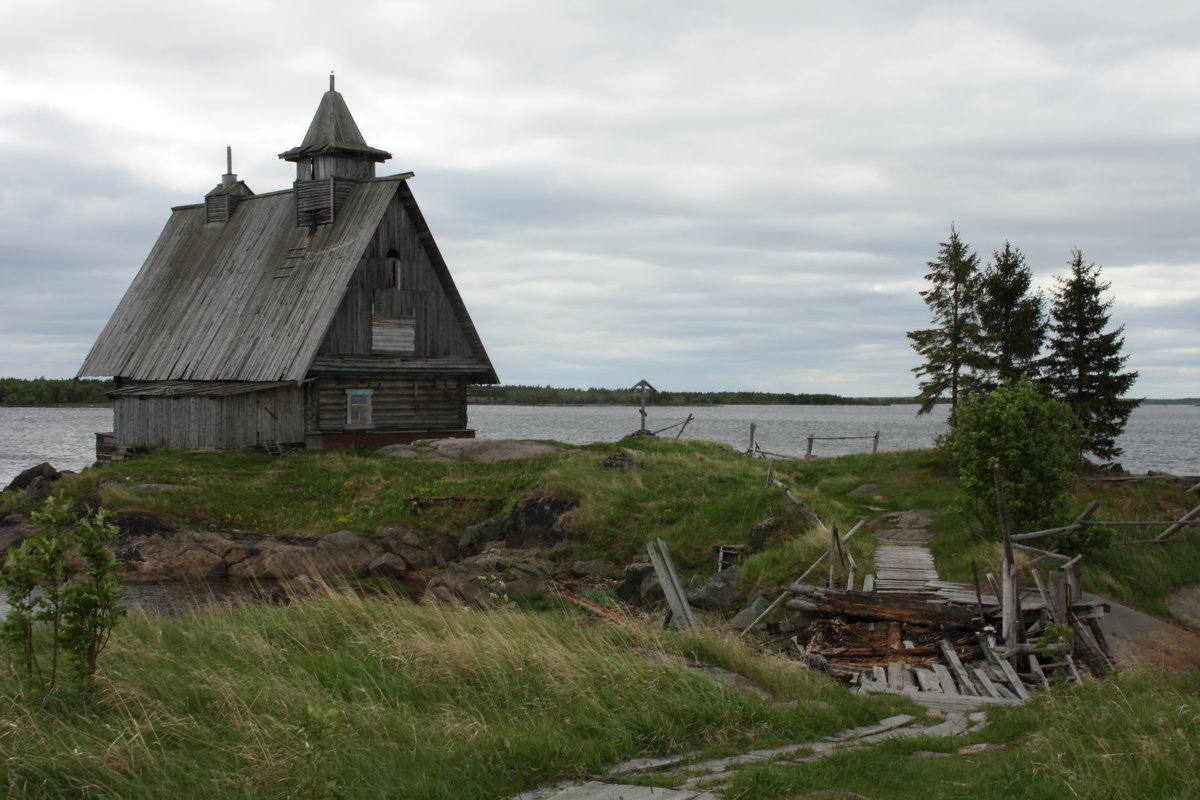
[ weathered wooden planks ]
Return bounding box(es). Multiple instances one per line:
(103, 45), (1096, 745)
(873, 542), (939, 593)
(785, 585), (977, 628)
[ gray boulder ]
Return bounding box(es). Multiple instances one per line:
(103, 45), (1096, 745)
(685, 565), (741, 612)
(618, 562), (663, 606)
(425, 552), (552, 608)
(747, 516), (789, 552)
(3, 462), (59, 493)
(459, 514), (509, 555)
(377, 525), (437, 569)
(506, 492), (575, 549)
(567, 559), (616, 578)
(730, 589), (775, 631)
(22, 475), (53, 502)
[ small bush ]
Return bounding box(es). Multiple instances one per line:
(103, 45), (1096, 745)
(952, 378), (1074, 537)
(0, 495), (125, 689)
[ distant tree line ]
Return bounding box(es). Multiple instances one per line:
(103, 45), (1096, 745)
(468, 385), (896, 406)
(908, 226), (1140, 463)
(0, 378), (114, 406)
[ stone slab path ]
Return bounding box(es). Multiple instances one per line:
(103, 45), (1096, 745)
(509, 711), (990, 800)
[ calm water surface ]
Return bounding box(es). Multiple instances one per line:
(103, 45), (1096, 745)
(0, 403), (1196, 487)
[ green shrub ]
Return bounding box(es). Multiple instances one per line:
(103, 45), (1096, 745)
(0, 495), (125, 689)
(952, 378), (1074, 537)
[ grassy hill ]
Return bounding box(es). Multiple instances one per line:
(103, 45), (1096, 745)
(1, 438), (1198, 798)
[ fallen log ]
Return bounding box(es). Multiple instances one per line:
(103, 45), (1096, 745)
(785, 584), (977, 628)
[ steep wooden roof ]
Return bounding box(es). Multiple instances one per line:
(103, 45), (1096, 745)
(79, 175), (497, 384)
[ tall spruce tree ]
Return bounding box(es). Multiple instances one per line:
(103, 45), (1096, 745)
(908, 226), (981, 419)
(1043, 249), (1140, 463)
(975, 241), (1045, 392)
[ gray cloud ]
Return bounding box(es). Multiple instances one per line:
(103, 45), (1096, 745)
(0, 1), (1195, 397)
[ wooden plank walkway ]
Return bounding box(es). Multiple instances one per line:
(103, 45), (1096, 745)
(856, 539), (1031, 707)
(873, 542), (939, 594)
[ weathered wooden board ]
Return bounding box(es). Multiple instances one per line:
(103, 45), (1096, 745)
(647, 539), (698, 634)
(786, 585), (976, 627)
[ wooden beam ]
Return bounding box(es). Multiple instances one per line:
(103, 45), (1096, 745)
(646, 539), (698, 633)
(1155, 503), (1200, 542)
(785, 584), (977, 627)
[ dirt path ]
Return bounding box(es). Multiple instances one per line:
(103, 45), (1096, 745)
(1096, 595), (1200, 673)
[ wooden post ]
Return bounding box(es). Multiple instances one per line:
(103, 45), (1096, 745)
(1049, 568), (1070, 627)
(805, 436), (814, 459)
(994, 464), (1022, 657)
(828, 525), (837, 588)
(746, 423), (756, 456)
(970, 561), (986, 622)
(1064, 555), (1082, 607)
(765, 458), (776, 489)
(872, 431), (880, 454)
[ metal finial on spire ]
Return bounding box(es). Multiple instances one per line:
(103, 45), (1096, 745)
(329, 71), (335, 92)
(226, 146), (233, 175)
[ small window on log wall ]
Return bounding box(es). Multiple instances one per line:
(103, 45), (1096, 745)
(345, 389), (374, 428)
(372, 316), (416, 354)
(386, 249), (401, 287)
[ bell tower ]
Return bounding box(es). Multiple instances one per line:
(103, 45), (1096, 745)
(278, 74), (392, 226)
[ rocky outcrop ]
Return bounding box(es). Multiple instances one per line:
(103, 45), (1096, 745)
(458, 514), (508, 555)
(686, 565), (741, 613)
(618, 562), (663, 606)
(424, 551), (553, 608)
(112, 528), (230, 582)
(2, 462), (61, 495)
(107, 526), (446, 584)
(506, 492), (575, 549)
(225, 530), (386, 580)
(747, 516), (789, 552)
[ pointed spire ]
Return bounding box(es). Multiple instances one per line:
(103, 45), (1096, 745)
(278, 77), (391, 167)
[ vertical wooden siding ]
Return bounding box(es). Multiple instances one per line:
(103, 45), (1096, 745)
(317, 194), (473, 358)
(114, 387), (304, 449)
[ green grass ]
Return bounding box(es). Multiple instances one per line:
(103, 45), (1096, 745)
(3, 440), (1200, 797)
(0, 589), (904, 799)
(728, 670), (1200, 799)
(5, 437), (1195, 612)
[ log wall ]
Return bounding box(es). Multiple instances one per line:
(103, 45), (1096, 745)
(306, 376), (467, 435)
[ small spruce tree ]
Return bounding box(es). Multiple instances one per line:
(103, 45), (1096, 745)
(1042, 250), (1141, 463)
(975, 241), (1045, 391)
(908, 225), (982, 422)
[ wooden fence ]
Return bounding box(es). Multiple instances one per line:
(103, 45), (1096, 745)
(743, 423), (880, 459)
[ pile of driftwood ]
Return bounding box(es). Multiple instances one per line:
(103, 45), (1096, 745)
(753, 466), (1125, 708)
(785, 574), (1112, 707)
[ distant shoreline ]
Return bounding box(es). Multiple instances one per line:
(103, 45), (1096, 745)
(1, 377), (1194, 408)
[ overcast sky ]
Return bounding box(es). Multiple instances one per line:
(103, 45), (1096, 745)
(1, 1), (1196, 397)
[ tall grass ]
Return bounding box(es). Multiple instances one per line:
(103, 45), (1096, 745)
(0, 588), (900, 799)
(729, 670), (1200, 799)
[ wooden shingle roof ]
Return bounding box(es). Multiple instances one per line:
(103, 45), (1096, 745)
(78, 175), (496, 384)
